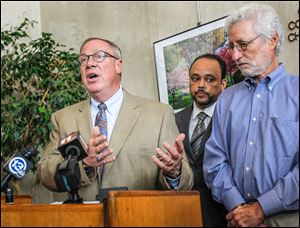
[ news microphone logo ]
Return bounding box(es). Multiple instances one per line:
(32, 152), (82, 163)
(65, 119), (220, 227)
(4, 153), (33, 179)
(58, 131), (88, 160)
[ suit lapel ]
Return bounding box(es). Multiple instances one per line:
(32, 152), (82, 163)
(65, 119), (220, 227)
(76, 98), (93, 144)
(103, 91), (140, 178)
(176, 107), (197, 164)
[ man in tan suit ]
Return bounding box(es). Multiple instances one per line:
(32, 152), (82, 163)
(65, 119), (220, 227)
(37, 37), (193, 201)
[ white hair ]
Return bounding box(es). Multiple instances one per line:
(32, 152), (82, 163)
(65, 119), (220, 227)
(225, 3), (284, 56)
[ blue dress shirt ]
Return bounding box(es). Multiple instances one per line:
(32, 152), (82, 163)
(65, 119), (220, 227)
(203, 64), (299, 216)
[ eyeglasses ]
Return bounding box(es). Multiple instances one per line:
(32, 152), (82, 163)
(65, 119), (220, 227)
(78, 51), (119, 66)
(225, 35), (262, 53)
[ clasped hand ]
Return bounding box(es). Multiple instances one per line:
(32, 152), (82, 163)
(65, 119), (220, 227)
(226, 202), (265, 227)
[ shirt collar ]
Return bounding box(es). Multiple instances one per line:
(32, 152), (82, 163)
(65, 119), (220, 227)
(244, 63), (286, 91)
(192, 101), (216, 121)
(90, 86), (123, 115)
(266, 63), (286, 91)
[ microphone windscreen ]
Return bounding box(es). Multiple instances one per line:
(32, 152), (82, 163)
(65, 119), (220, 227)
(22, 146), (39, 161)
(3, 153), (33, 179)
(58, 131), (88, 160)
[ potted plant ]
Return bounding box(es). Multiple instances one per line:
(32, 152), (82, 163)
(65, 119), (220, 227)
(1, 18), (87, 194)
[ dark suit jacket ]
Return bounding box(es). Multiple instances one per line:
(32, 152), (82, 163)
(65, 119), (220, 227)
(176, 106), (227, 227)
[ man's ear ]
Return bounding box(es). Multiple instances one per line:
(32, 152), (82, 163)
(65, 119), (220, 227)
(221, 79), (227, 91)
(116, 59), (123, 75)
(269, 32), (279, 51)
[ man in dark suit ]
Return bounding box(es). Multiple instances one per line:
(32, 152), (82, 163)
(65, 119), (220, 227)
(175, 53), (227, 227)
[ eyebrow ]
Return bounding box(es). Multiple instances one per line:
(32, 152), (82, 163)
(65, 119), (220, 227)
(80, 49), (105, 55)
(230, 38), (248, 43)
(191, 73), (217, 78)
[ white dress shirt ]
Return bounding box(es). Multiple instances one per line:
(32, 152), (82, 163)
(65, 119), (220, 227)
(90, 86), (123, 141)
(188, 101), (216, 141)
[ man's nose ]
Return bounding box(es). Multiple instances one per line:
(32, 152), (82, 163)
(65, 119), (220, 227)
(86, 55), (97, 67)
(198, 79), (206, 87)
(231, 46), (242, 62)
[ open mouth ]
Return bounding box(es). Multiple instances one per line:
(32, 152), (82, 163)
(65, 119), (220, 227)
(88, 73), (98, 79)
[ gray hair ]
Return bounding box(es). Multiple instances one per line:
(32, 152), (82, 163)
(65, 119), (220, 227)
(79, 37), (122, 59)
(225, 3), (284, 56)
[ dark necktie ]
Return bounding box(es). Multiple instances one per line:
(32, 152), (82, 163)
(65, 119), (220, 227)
(190, 112), (207, 156)
(94, 103), (107, 183)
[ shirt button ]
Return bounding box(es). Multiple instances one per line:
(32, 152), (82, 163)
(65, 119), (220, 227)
(247, 193), (251, 198)
(252, 117), (256, 122)
(245, 166), (250, 171)
(249, 141), (253, 146)
(257, 94), (261, 98)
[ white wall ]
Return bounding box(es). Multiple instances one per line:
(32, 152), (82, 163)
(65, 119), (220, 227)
(1, 1), (41, 39)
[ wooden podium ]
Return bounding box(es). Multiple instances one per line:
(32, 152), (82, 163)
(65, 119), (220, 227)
(1, 190), (202, 227)
(107, 190), (202, 227)
(1, 195), (104, 227)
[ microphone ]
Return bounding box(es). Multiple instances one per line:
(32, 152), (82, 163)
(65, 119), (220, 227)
(57, 131), (88, 161)
(54, 131), (88, 203)
(1, 146), (39, 192)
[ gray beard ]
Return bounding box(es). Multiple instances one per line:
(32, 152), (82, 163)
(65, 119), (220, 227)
(239, 57), (272, 78)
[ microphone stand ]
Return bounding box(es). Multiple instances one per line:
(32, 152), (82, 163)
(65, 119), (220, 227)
(1, 173), (13, 192)
(61, 154), (83, 204)
(64, 191), (83, 204)
(4, 186), (14, 204)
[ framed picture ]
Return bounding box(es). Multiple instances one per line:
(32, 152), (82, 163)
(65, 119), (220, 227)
(154, 16), (234, 112)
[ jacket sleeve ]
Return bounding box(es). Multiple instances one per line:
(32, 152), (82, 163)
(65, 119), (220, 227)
(158, 105), (194, 190)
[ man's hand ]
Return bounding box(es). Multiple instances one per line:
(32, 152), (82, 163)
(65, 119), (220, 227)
(83, 127), (115, 167)
(226, 202), (265, 227)
(152, 133), (185, 178)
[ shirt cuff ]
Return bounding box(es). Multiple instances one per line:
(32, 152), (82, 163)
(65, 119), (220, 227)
(257, 189), (284, 216)
(223, 187), (246, 211)
(164, 174), (181, 189)
(82, 161), (96, 180)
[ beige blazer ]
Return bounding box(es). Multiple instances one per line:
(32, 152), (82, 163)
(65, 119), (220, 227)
(38, 90), (193, 201)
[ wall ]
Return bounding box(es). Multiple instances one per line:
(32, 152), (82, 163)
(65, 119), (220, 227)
(1, 1), (41, 39)
(38, 1), (199, 101)
(2, 1), (299, 101)
(38, 1), (300, 100)
(1, 1), (299, 203)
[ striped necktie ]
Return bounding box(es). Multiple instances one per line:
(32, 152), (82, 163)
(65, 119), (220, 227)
(190, 112), (207, 156)
(94, 102), (107, 183)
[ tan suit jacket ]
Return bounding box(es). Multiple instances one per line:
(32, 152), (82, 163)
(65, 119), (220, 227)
(38, 90), (193, 201)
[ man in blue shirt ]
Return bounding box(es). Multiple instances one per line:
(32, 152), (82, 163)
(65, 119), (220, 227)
(203, 3), (299, 227)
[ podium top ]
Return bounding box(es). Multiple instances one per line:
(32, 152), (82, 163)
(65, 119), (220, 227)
(1, 195), (32, 205)
(108, 190), (200, 197)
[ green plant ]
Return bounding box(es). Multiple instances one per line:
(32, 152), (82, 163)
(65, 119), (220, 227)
(1, 18), (88, 165)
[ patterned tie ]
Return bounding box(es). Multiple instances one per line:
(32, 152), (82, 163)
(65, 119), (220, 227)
(94, 103), (107, 183)
(190, 112), (207, 156)
(95, 103), (108, 138)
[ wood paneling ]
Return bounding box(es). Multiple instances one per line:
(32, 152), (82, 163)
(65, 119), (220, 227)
(1, 196), (104, 227)
(107, 190), (202, 227)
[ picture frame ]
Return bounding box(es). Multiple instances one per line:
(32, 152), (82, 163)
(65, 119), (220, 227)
(153, 16), (232, 112)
